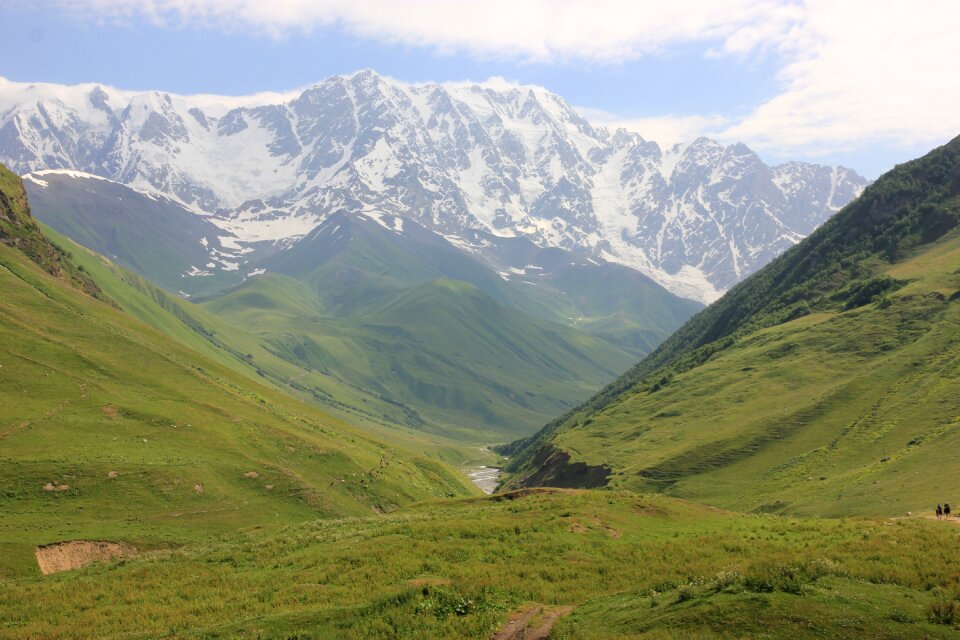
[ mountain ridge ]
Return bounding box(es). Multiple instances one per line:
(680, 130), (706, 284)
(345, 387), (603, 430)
(0, 71), (867, 302)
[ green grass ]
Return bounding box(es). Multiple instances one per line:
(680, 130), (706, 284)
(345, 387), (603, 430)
(537, 241), (960, 515)
(3, 490), (960, 638)
(28, 178), (698, 443)
(555, 576), (951, 639)
(0, 166), (105, 301)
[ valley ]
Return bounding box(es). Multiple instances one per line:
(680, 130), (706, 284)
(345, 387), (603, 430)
(0, 29), (956, 636)
(23, 173), (698, 442)
(3, 135), (959, 638)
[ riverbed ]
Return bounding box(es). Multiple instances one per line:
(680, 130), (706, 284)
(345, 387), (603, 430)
(466, 466), (501, 494)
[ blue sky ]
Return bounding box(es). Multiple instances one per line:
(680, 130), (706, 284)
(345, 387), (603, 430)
(3, 1), (958, 178)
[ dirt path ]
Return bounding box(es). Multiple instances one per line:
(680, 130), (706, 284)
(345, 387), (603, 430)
(492, 604), (573, 640)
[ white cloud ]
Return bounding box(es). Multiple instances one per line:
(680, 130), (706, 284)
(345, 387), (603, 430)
(721, 0), (960, 155)
(60, 0), (802, 60)
(47, 0), (960, 159)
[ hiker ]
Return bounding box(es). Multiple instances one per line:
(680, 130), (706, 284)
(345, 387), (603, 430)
(946, 503), (952, 518)
(937, 504), (943, 519)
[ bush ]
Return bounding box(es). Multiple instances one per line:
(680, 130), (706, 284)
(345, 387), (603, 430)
(928, 598), (960, 625)
(711, 569), (743, 593)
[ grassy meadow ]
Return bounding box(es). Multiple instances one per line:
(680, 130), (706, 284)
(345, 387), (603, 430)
(3, 490), (960, 638)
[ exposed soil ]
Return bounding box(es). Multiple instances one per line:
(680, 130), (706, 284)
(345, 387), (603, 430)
(492, 604), (573, 640)
(35, 540), (137, 575)
(514, 445), (611, 490)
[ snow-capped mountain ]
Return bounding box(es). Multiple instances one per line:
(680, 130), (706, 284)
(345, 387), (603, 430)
(0, 71), (867, 302)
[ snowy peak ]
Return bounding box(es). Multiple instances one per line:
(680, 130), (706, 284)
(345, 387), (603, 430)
(0, 71), (868, 302)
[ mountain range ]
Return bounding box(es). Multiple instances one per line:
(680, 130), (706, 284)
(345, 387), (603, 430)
(0, 71), (867, 303)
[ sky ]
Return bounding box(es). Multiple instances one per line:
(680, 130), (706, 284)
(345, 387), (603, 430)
(2, 1), (959, 179)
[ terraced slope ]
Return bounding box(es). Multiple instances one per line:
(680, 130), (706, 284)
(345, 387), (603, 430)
(0, 166), (473, 577)
(504, 136), (960, 517)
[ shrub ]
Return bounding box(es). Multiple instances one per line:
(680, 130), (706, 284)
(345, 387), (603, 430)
(711, 569), (743, 593)
(928, 598), (960, 625)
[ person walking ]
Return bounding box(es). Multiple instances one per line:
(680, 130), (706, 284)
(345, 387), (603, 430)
(937, 504), (944, 519)
(945, 503), (952, 518)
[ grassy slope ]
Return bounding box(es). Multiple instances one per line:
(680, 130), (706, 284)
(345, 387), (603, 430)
(258, 212), (697, 355)
(504, 136), (960, 516)
(204, 273), (636, 441)
(0, 166), (105, 300)
(0, 230), (476, 578)
(2, 490), (960, 639)
(24, 173), (240, 296)
(41, 226), (485, 465)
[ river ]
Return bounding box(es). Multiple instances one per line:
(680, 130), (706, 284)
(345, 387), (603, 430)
(466, 465), (501, 494)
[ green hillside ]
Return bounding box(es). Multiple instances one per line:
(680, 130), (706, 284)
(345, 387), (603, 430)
(204, 273), (636, 441)
(503, 136), (960, 517)
(256, 212), (698, 355)
(38, 226), (484, 465)
(24, 172), (245, 296)
(0, 167), (474, 578)
(4, 489), (960, 639)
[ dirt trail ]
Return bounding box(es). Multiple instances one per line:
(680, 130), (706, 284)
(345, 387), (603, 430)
(492, 604), (573, 640)
(35, 540), (137, 575)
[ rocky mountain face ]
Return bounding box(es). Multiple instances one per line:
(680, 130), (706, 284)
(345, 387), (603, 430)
(0, 71), (867, 302)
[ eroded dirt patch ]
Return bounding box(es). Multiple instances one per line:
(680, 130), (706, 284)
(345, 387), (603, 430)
(35, 540), (137, 575)
(493, 604), (573, 640)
